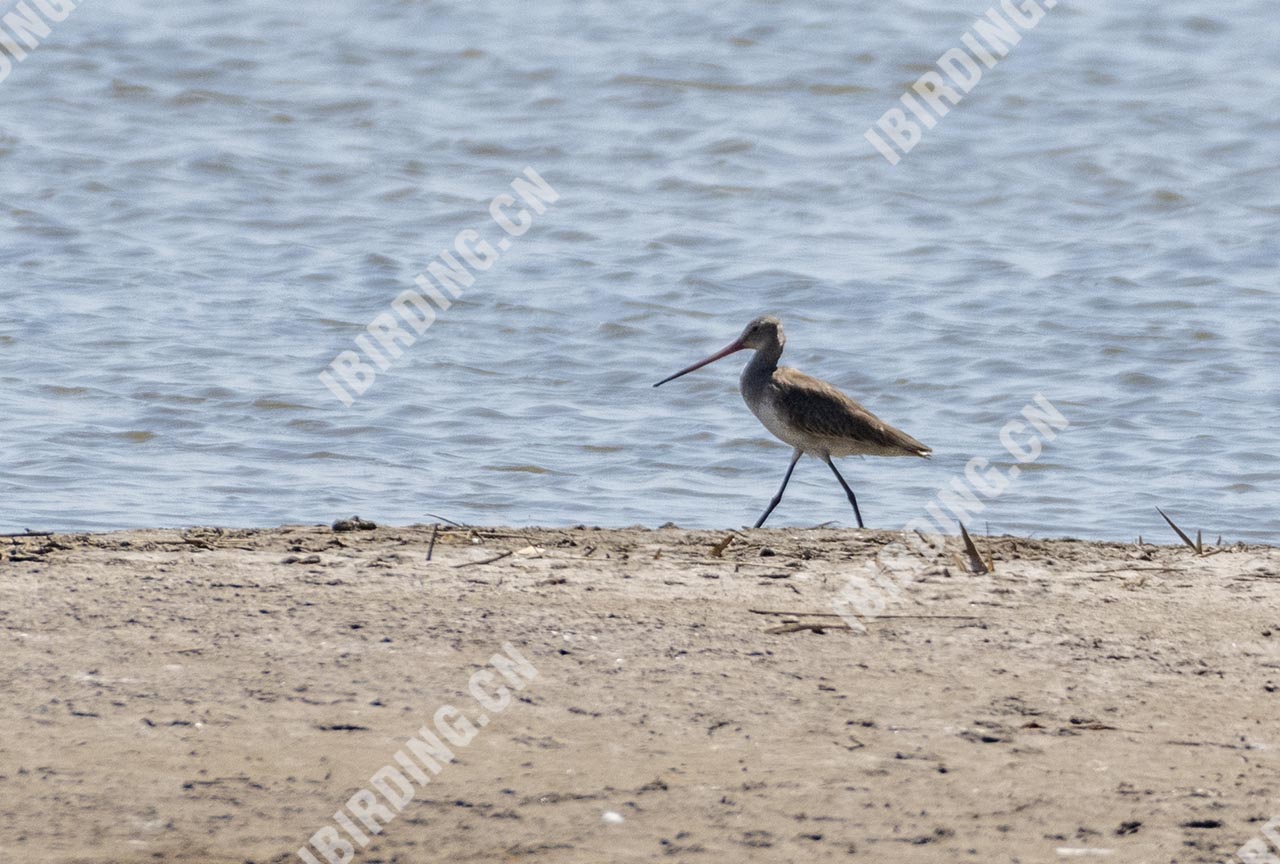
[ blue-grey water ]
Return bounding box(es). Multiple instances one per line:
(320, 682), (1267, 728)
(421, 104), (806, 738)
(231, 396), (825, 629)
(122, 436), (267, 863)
(0, 0), (1276, 541)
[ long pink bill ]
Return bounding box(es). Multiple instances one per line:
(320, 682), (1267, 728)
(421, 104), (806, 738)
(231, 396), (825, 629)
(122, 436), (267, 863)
(653, 340), (745, 387)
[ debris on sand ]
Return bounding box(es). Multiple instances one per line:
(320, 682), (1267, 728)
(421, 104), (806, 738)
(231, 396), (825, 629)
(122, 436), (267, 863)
(332, 515), (377, 532)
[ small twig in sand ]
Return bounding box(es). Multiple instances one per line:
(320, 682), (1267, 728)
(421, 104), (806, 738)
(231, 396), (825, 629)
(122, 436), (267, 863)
(880, 614), (980, 620)
(766, 612), (979, 634)
(709, 533), (736, 558)
(427, 524), (537, 543)
(1156, 507), (1207, 555)
(426, 524), (439, 562)
(462, 575), (503, 586)
(1165, 739), (1254, 751)
(749, 609), (978, 620)
(767, 622), (845, 634)
(751, 608), (860, 617)
(0, 530), (54, 538)
(452, 550), (513, 568)
(958, 522), (991, 574)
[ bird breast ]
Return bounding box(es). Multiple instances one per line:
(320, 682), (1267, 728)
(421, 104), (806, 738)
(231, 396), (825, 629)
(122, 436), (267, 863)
(742, 385), (809, 451)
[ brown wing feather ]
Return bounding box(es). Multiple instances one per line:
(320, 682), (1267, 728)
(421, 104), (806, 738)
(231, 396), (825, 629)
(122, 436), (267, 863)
(771, 368), (931, 457)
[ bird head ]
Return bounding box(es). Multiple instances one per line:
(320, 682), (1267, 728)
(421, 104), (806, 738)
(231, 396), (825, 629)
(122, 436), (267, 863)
(737, 315), (784, 351)
(653, 315), (784, 387)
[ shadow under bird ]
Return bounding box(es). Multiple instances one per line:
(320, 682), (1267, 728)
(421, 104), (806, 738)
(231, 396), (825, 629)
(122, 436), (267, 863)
(654, 315), (930, 528)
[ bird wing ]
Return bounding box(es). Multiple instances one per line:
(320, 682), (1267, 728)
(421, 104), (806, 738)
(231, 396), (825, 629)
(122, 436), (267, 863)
(771, 367), (931, 457)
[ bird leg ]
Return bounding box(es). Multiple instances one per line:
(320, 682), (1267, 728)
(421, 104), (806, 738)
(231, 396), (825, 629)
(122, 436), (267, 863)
(754, 449), (803, 528)
(825, 458), (865, 529)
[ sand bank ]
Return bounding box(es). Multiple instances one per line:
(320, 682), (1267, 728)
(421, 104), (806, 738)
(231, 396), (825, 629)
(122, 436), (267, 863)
(2, 524), (1277, 863)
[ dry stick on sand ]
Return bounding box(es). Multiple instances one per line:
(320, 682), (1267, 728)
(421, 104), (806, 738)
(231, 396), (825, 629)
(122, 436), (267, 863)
(1156, 507), (1215, 556)
(709, 533), (736, 558)
(1085, 565), (1184, 574)
(447, 529), (535, 541)
(749, 609), (979, 620)
(424, 513), (467, 528)
(452, 550), (513, 568)
(425, 524), (439, 562)
(762, 614), (983, 634)
(958, 522), (993, 574)
(768, 622), (848, 634)
(766, 616), (980, 634)
(1156, 506), (1197, 552)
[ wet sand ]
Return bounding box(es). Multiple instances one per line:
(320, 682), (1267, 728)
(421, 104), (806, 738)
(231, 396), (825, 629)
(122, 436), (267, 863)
(2, 524), (1277, 863)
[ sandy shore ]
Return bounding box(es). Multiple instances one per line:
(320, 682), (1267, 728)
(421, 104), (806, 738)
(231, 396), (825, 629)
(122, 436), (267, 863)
(2, 523), (1277, 863)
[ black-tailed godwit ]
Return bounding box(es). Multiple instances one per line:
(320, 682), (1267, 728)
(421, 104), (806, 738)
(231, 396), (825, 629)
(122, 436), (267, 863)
(654, 315), (930, 528)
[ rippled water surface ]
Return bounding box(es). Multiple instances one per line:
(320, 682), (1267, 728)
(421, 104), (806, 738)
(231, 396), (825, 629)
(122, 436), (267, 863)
(1, 0), (1276, 540)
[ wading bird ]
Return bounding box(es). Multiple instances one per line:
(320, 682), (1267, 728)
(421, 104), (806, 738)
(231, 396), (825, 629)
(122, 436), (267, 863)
(654, 315), (930, 528)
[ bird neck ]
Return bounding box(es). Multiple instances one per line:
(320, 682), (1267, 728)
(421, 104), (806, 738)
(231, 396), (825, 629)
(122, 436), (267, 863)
(741, 339), (783, 394)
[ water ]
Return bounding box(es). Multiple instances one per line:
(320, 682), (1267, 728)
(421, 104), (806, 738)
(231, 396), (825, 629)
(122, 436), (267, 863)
(0, 0), (1276, 541)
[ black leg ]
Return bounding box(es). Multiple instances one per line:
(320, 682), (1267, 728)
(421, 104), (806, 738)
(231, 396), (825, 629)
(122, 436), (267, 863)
(754, 449), (803, 528)
(825, 458), (865, 529)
